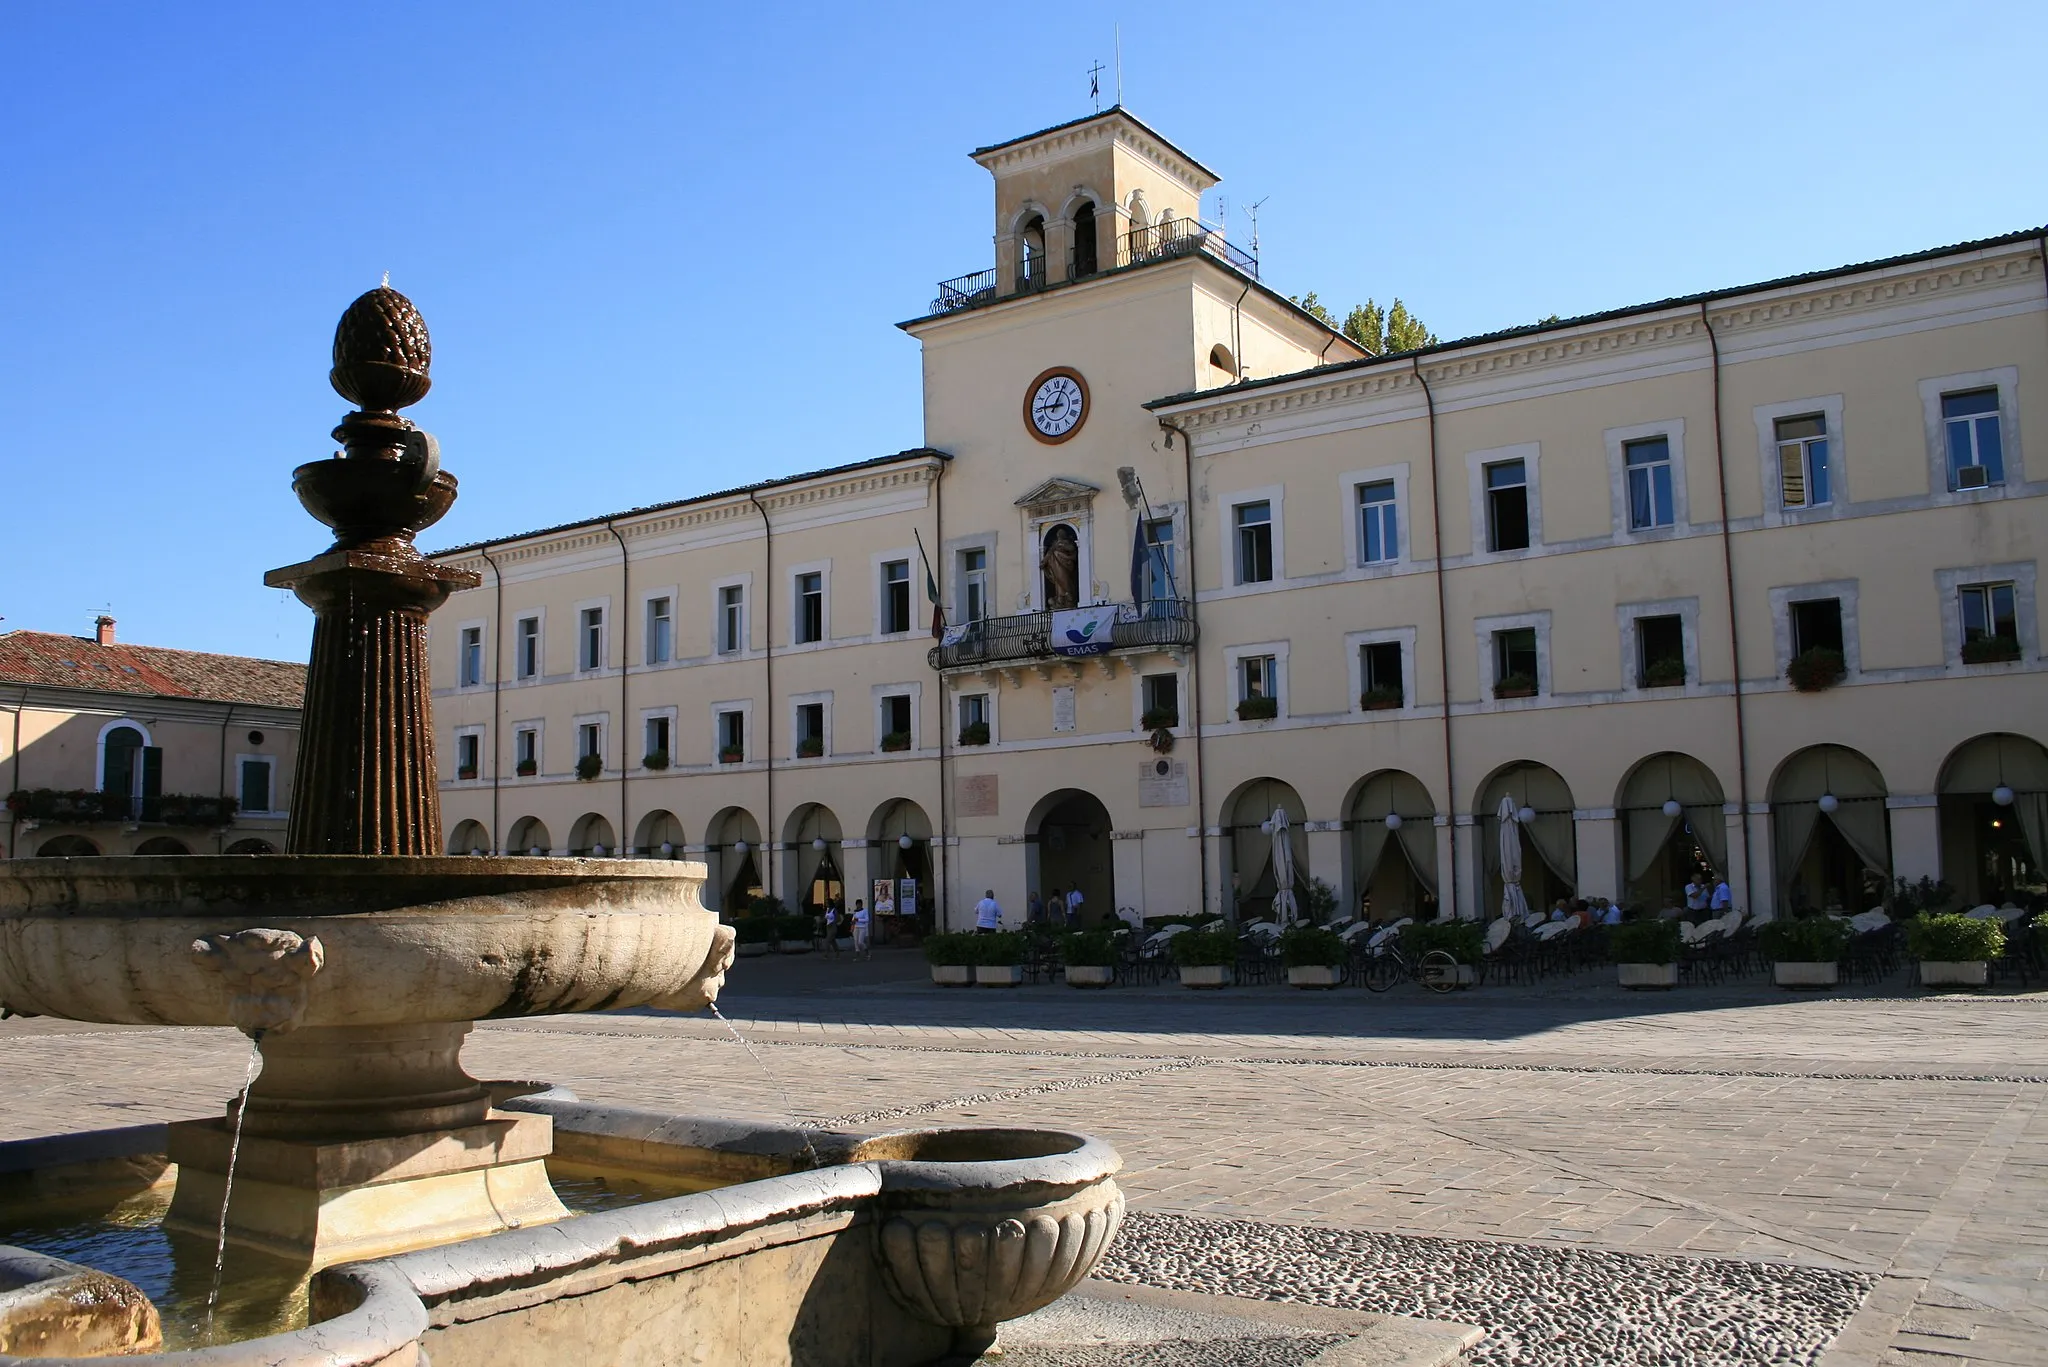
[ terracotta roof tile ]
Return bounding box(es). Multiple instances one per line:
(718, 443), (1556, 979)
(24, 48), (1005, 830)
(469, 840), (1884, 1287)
(0, 632), (305, 709)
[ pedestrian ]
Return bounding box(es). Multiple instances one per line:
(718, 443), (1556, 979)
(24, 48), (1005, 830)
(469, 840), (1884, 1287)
(1598, 898), (1623, 925)
(1046, 887), (1064, 929)
(1065, 886), (1084, 927)
(975, 888), (1003, 934)
(1684, 874), (1709, 916)
(851, 898), (871, 959)
(1710, 874), (1735, 914)
(1027, 889), (1044, 924)
(823, 897), (842, 955)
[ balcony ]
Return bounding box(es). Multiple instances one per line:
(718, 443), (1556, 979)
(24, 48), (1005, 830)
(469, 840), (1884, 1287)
(5, 788), (239, 827)
(925, 217), (1256, 317)
(930, 268), (996, 315)
(928, 600), (1196, 672)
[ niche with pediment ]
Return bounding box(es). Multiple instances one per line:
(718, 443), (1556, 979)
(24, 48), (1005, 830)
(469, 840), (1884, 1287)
(1015, 477), (1099, 612)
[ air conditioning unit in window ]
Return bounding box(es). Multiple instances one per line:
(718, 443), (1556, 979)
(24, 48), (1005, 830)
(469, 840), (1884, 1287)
(1956, 465), (1990, 490)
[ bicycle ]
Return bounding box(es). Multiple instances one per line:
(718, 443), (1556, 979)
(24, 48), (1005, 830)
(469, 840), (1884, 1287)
(1360, 943), (1466, 994)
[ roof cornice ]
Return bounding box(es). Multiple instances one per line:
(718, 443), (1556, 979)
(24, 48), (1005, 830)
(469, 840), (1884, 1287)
(970, 107), (1218, 195)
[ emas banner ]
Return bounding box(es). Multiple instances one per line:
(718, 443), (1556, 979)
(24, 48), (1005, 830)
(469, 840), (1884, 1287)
(1051, 605), (1119, 657)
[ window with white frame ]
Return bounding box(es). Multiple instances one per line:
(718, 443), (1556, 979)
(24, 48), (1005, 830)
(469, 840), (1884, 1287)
(880, 560), (912, 634)
(1624, 437), (1675, 530)
(1360, 641), (1403, 707)
(1493, 628), (1539, 695)
(645, 596), (673, 665)
(1141, 673), (1179, 727)
(579, 607), (605, 671)
(958, 692), (990, 743)
(718, 584), (744, 654)
(238, 756), (274, 813)
(1635, 615), (1685, 687)
(454, 732), (481, 779)
(1774, 414), (1831, 508)
(1789, 597), (1844, 658)
(959, 547), (989, 621)
(879, 693), (913, 750)
(1942, 389), (2006, 489)
(794, 572), (824, 644)
(1239, 654), (1277, 702)
(1141, 518), (1176, 600)
(578, 721), (602, 760)
(716, 709), (746, 762)
(795, 701), (826, 756)
(1357, 481), (1397, 565)
(1485, 460), (1529, 551)
(458, 626), (484, 687)
(1959, 582), (2019, 658)
(514, 726), (539, 774)
(515, 615), (541, 679)
(643, 714), (671, 765)
(1234, 501), (1273, 584)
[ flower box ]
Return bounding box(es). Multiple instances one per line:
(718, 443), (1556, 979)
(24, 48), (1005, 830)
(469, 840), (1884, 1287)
(737, 942), (771, 959)
(930, 964), (972, 986)
(1961, 635), (2021, 665)
(1617, 963), (1678, 989)
(1787, 647), (1846, 692)
(1235, 697), (1278, 722)
(642, 750), (670, 771)
(957, 722), (990, 746)
(1492, 674), (1537, 700)
(1065, 965), (1114, 987)
(795, 739), (824, 759)
(1773, 961), (1839, 988)
(1360, 687), (1403, 712)
(515, 760), (538, 777)
(975, 964), (1024, 987)
(1180, 964), (1232, 989)
(1287, 965), (1343, 989)
(575, 755), (603, 781)
(1641, 658), (1687, 689)
(457, 767), (478, 781)
(1920, 960), (1988, 987)
(718, 748), (744, 765)
(1139, 709), (1180, 732)
(880, 731), (913, 753)
(1421, 962), (1477, 988)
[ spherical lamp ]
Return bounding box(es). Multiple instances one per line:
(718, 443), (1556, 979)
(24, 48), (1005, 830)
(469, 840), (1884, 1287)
(1993, 785), (2016, 806)
(1516, 806), (1536, 825)
(1383, 813), (1402, 832)
(898, 834), (914, 850)
(1259, 819), (1274, 835)
(733, 839), (749, 855)
(528, 846), (543, 857)
(812, 837), (827, 852)
(1818, 794), (1839, 814)
(1662, 799), (1683, 818)
(658, 841), (675, 857)
(590, 843), (605, 857)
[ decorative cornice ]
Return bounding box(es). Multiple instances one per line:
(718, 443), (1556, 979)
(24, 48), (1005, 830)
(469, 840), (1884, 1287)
(1014, 476), (1101, 510)
(971, 111), (1217, 196)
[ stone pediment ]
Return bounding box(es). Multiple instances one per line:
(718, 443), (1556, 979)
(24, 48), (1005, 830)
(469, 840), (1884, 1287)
(1015, 477), (1099, 511)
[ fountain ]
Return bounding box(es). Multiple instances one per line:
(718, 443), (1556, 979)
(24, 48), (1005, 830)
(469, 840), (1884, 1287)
(0, 290), (1124, 1364)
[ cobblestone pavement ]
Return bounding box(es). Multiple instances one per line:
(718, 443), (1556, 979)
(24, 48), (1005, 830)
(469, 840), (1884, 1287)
(4, 949), (2044, 1364)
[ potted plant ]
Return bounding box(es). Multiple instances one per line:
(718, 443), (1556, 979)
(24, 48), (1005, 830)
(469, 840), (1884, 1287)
(1642, 657), (1686, 688)
(1610, 919), (1683, 988)
(1787, 647), (1846, 692)
(1140, 706), (1179, 731)
(880, 730), (912, 753)
(575, 754), (604, 781)
(1962, 635), (2022, 664)
(1235, 696), (1278, 722)
(974, 931), (1027, 986)
(1759, 915), (1852, 987)
(1398, 920), (1483, 986)
(1360, 685), (1403, 711)
(1887, 875), (1956, 917)
(1906, 913), (2004, 987)
(957, 721), (990, 746)
(733, 914), (779, 959)
(923, 933), (978, 986)
(1493, 672), (1537, 700)
(718, 745), (745, 765)
(515, 758), (538, 777)
(1171, 925), (1237, 988)
(642, 748), (670, 771)
(796, 737), (824, 759)
(776, 914), (817, 954)
(457, 764), (478, 781)
(1060, 929), (1119, 987)
(1281, 925), (1347, 988)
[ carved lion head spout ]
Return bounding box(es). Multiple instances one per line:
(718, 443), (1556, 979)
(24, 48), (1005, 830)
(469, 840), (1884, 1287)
(191, 929), (325, 1036)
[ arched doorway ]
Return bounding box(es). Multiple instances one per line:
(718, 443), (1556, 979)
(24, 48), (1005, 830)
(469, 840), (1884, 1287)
(134, 836), (191, 855)
(225, 838), (278, 855)
(783, 804), (843, 914)
(568, 813), (616, 857)
(1618, 754), (1727, 913)
(634, 809), (685, 858)
(446, 819), (490, 855)
(35, 834), (100, 857)
(99, 722), (149, 819)
(1070, 200), (1098, 277)
(507, 816), (551, 856)
(867, 799), (934, 929)
(1477, 762), (1576, 918)
(1029, 789), (1114, 926)
(1018, 213), (1048, 289)
(704, 807), (762, 916)
(1347, 771), (1436, 922)
(1938, 734), (2048, 905)
(1770, 745), (1889, 913)
(1225, 777), (1308, 922)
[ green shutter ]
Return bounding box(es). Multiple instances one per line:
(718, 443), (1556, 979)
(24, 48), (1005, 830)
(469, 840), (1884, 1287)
(141, 747), (163, 799)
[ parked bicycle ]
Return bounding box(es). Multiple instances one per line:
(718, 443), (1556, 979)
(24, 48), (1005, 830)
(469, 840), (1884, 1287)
(1360, 942), (1466, 994)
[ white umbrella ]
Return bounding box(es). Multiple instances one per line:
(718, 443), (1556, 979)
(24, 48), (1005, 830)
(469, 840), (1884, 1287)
(1269, 807), (1300, 925)
(1498, 796), (1531, 924)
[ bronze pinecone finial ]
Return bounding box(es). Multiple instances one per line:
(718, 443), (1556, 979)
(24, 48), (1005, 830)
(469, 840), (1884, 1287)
(330, 286), (432, 413)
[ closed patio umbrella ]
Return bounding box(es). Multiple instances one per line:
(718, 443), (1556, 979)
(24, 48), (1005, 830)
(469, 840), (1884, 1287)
(1270, 807), (1300, 925)
(1499, 796), (1531, 923)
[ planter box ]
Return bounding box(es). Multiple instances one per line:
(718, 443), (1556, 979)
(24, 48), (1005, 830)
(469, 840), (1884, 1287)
(1920, 960), (1988, 987)
(1617, 962), (1678, 989)
(975, 964), (1024, 987)
(1774, 961), (1839, 988)
(1179, 964), (1232, 989)
(1287, 965), (1344, 989)
(930, 965), (972, 987)
(1065, 965), (1114, 987)
(736, 942), (771, 958)
(777, 940), (813, 954)
(1421, 962), (1477, 988)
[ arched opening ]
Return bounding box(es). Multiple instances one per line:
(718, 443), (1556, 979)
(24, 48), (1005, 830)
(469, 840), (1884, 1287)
(568, 813), (616, 857)
(1029, 789), (1114, 926)
(782, 803), (843, 915)
(99, 722), (149, 819)
(1346, 770), (1437, 922)
(35, 834), (100, 857)
(1069, 200), (1098, 278)
(1770, 744), (1889, 913)
(1040, 523), (1080, 611)
(1207, 344), (1237, 385)
(1225, 777), (1308, 922)
(1617, 753), (1727, 913)
(1477, 762), (1577, 918)
(705, 807), (763, 916)
(225, 838), (278, 855)
(634, 809), (685, 858)
(1126, 189), (1150, 232)
(134, 836), (191, 856)
(866, 798), (934, 931)
(446, 820), (491, 856)
(1937, 734), (2048, 906)
(1017, 213), (1048, 291)
(508, 816), (552, 856)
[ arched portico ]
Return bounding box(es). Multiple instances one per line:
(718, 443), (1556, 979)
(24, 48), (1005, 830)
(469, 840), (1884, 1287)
(634, 809), (684, 858)
(782, 803), (844, 914)
(1476, 762), (1576, 919)
(1770, 744), (1889, 913)
(507, 816), (551, 856)
(1937, 734), (2048, 905)
(568, 813), (616, 857)
(704, 807), (762, 915)
(866, 799), (933, 927)
(1617, 753), (1726, 913)
(1345, 770), (1437, 922)
(1027, 789), (1114, 926)
(447, 819), (491, 855)
(134, 836), (191, 855)
(1223, 777), (1308, 923)
(35, 834), (100, 857)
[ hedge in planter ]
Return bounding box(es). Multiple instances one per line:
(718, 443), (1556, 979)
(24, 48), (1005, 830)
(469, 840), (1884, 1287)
(923, 933), (982, 967)
(1279, 926), (1346, 969)
(1759, 916), (1852, 963)
(1608, 919), (1683, 965)
(1398, 920), (1484, 965)
(1236, 696), (1278, 722)
(1904, 913), (2004, 964)
(1060, 929), (1120, 969)
(1169, 925), (1237, 968)
(733, 916), (780, 947)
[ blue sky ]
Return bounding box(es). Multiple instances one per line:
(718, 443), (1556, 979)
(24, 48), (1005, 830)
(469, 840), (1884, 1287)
(5, 2), (2044, 660)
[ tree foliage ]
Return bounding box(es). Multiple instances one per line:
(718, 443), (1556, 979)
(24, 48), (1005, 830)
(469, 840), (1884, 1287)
(1289, 292), (1436, 355)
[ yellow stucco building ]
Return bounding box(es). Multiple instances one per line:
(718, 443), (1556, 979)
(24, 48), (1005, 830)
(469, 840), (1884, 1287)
(429, 108), (2048, 927)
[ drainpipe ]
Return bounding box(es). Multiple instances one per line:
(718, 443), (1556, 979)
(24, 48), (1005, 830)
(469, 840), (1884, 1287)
(932, 458), (951, 931)
(479, 545), (506, 853)
(605, 520), (630, 855)
(1699, 304), (1757, 915)
(1411, 360), (1461, 921)
(747, 490), (775, 898)
(1229, 282), (1252, 381)
(215, 703), (237, 854)
(1157, 417), (1210, 922)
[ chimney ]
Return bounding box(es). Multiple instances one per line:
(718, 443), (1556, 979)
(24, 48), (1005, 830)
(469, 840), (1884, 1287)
(94, 615), (116, 647)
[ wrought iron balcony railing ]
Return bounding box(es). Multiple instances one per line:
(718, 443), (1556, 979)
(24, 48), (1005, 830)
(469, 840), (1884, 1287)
(930, 268), (997, 315)
(925, 217), (1256, 317)
(1118, 217), (1258, 276)
(928, 599), (1196, 671)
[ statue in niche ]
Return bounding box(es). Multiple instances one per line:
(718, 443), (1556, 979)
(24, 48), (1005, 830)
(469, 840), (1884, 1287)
(1041, 524), (1080, 611)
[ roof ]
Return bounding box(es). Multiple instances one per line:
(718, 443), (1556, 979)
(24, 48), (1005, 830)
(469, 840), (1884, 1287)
(970, 105), (1219, 183)
(426, 448), (950, 558)
(1147, 224), (2048, 410)
(0, 632), (305, 708)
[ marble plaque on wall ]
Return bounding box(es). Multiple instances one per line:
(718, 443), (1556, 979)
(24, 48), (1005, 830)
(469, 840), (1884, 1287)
(957, 773), (999, 817)
(1052, 686), (1077, 732)
(1138, 759), (1190, 808)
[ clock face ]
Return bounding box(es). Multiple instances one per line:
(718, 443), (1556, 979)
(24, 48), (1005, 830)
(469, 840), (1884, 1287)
(1024, 368), (1088, 444)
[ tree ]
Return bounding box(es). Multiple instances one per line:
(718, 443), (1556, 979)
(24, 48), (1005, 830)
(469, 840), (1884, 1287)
(1294, 292), (1438, 355)
(1290, 291), (1336, 328)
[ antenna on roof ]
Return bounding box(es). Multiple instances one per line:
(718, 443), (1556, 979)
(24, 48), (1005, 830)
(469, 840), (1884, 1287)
(1247, 197), (1269, 259)
(1087, 59), (1105, 111)
(1114, 26), (1123, 106)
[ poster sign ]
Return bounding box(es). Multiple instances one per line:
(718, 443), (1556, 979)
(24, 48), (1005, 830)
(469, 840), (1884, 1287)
(897, 878), (918, 919)
(1051, 605), (1119, 656)
(871, 879), (896, 913)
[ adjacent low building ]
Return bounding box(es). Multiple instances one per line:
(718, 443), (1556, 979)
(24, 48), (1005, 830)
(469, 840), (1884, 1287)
(428, 108), (2048, 927)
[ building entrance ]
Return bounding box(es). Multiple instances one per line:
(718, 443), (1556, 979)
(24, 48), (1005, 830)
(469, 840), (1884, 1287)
(1030, 789), (1113, 926)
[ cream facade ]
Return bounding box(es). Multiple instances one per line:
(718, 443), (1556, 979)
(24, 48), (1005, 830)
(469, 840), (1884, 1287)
(430, 108), (2048, 927)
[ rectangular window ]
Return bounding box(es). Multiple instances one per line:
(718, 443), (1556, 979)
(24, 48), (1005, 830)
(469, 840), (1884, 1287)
(239, 757), (272, 812)
(1240, 654), (1277, 701)
(881, 560), (911, 634)
(516, 616), (540, 679)
(1494, 628), (1539, 693)
(645, 597), (672, 665)
(960, 548), (989, 622)
(454, 733), (480, 778)
(1635, 614), (1685, 687)
(796, 702), (825, 754)
(644, 715), (670, 761)
(1485, 460), (1529, 551)
(1234, 501), (1273, 584)
(578, 722), (602, 760)
(1142, 673), (1180, 726)
(958, 692), (989, 736)
(580, 607), (604, 671)
(1142, 518), (1176, 600)
(1624, 437), (1675, 530)
(718, 585), (744, 654)
(717, 710), (745, 760)
(881, 693), (912, 747)
(458, 626), (483, 687)
(1361, 641), (1403, 706)
(795, 572), (824, 644)
(1774, 414), (1831, 508)
(1959, 582), (2018, 647)
(1790, 598), (1844, 657)
(1942, 389), (2005, 489)
(515, 727), (538, 769)
(1357, 481), (1398, 565)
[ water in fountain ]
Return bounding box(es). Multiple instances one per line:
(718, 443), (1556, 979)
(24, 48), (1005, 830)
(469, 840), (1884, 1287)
(202, 1037), (262, 1342)
(707, 1002), (823, 1169)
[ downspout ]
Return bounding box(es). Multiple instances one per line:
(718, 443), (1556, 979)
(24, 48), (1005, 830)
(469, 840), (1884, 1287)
(479, 546), (506, 853)
(1699, 304), (1757, 915)
(216, 703), (237, 853)
(1157, 417), (1210, 921)
(932, 459), (951, 931)
(747, 490), (775, 898)
(1229, 282), (1252, 381)
(1411, 360), (1461, 921)
(605, 520), (630, 854)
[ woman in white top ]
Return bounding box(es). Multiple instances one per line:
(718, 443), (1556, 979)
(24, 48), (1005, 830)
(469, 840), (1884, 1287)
(851, 899), (871, 959)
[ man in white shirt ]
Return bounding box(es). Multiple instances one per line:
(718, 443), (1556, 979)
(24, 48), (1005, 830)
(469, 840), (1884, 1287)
(1710, 877), (1734, 913)
(1065, 887), (1084, 926)
(1684, 878), (1709, 915)
(975, 890), (1003, 934)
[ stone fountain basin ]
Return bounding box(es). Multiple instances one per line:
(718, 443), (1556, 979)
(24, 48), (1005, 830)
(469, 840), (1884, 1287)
(0, 857), (723, 1027)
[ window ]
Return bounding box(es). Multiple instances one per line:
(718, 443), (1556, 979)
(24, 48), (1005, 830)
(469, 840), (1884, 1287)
(1358, 481), (1397, 565)
(1942, 389), (2005, 488)
(1235, 501), (1273, 584)
(1494, 628), (1539, 692)
(578, 722), (602, 760)
(516, 616), (540, 679)
(454, 733), (480, 779)
(1240, 654), (1277, 701)
(1142, 673), (1180, 727)
(1070, 200), (1098, 277)
(514, 727), (539, 771)
(881, 560), (912, 634)
(458, 626), (483, 687)
(645, 597), (672, 665)
(1790, 598), (1844, 657)
(239, 757), (273, 812)
(1959, 582), (2018, 650)
(717, 709), (746, 760)
(644, 715), (670, 761)
(1635, 614), (1685, 687)
(960, 548), (989, 621)
(796, 702), (825, 755)
(1624, 437), (1674, 530)
(880, 693), (912, 748)
(1142, 518), (1176, 601)
(718, 585), (744, 654)
(1485, 460), (1529, 551)
(1361, 641), (1403, 706)
(579, 607), (605, 671)
(1774, 414), (1831, 508)
(795, 572), (824, 644)
(958, 692), (989, 739)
